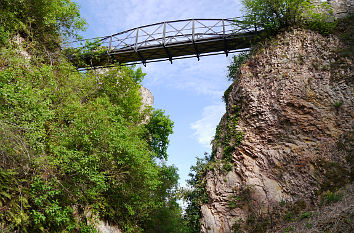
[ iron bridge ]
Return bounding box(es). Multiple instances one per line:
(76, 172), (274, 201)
(66, 18), (259, 68)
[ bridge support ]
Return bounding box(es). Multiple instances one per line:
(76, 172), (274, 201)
(134, 28), (147, 66)
(193, 42), (200, 61)
(222, 19), (229, 57)
(137, 51), (147, 66)
(163, 45), (173, 64)
(192, 20), (200, 61)
(223, 38), (229, 57)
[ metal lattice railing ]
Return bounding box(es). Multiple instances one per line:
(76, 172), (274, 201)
(66, 18), (258, 67)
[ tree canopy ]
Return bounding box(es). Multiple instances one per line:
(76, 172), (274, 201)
(240, 0), (336, 34)
(0, 0), (86, 47)
(0, 0), (187, 232)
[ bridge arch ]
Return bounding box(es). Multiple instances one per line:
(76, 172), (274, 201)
(67, 18), (258, 68)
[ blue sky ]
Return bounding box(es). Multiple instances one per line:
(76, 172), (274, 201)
(73, 0), (243, 186)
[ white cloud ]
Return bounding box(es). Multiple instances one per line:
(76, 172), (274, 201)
(190, 104), (225, 148)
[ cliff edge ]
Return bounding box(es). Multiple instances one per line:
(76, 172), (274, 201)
(201, 22), (353, 232)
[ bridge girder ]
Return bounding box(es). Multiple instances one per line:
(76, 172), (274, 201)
(66, 18), (259, 68)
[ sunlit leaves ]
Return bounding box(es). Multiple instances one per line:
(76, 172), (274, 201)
(146, 109), (174, 160)
(0, 0), (87, 48)
(240, 0), (336, 34)
(0, 45), (177, 231)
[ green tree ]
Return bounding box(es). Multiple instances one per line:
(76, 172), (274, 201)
(0, 0), (86, 47)
(227, 51), (250, 81)
(241, 0), (305, 32)
(142, 165), (188, 233)
(0, 1), (188, 232)
(240, 0), (335, 34)
(146, 109), (174, 160)
(183, 154), (211, 233)
(0, 44), (180, 231)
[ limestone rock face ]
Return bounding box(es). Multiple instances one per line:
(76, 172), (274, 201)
(95, 220), (123, 233)
(328, 0), (354, 18)
(200, 29), (353, 232)
(83, 207), (123, 233)
(139, 86), (154, 109)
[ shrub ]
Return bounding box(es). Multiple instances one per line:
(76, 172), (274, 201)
(0, 26), (10, 46)
(321, 190), (343, 204)
(301, 0), (336, 34)
(183, 154), (212, 233)
(146, 109), (174, 160)
(0, 0), (86, 49)
(241, 0), (305, 32)
(300, 211), (312, 219)
(240, 0), (335, 34)
(0, 45), (180, 232)
(227, 51), (250, 81)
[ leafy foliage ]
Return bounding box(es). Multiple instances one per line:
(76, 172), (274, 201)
(141, 165), (188, 233)
(0, 0), (189, 231)
(63, 39), (110, 68)
(240, 0), (336, 35)
(241, 0), (306, 32)
(0, 169), (29, 231)
(227, 51), (250, 81)
(321, 190), (343, 205)
(301, 0), (336, 34)
(0, 42), (182, 232)
(0, 1), (188, 232)
(183, 154), (212, 233)
(0, 0), (86, 48)
(146, 109), (174, 160)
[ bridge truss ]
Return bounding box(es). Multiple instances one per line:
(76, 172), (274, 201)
(66, 18), (259, 68)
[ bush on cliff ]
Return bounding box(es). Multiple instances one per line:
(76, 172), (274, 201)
(227, 0), (337, 81)
(0, 0), (86, 47)
(240, 0), (336, 34)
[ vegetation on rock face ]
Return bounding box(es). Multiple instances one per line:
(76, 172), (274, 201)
(240, 0), (336, 35)
(184, 1), (353, 232)
(0, 0), (86, 48)
(0, 0), (187, 232)
(0, 44), (185, 233)
(226, 52), (250, 81)
(183, 104), (244, 232)
(228, 0), (338, 82)
(183, 154), (211, 233)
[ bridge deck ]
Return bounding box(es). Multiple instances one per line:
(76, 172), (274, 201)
(66, 19), (259, 68)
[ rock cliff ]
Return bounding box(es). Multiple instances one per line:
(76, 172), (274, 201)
(200, 24), (353, 232)
(328, 0), (354, 18)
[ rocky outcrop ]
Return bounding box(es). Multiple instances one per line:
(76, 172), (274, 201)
(93, 69), (154, 109)
(200, 27), (353, 232)
(328, 0), (354, 18)
(94, 220), (123, 233)
(139, 86), (154, 109)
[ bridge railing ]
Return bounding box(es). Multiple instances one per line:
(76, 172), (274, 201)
(66, 18), (255, 55)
